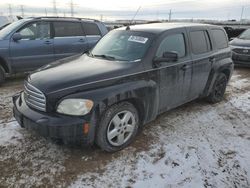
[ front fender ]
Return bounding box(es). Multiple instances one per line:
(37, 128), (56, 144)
(60, 80), (159, 144)
(66, 80), (159, 124)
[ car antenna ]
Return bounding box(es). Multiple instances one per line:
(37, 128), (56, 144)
(129, 6), (141, 25)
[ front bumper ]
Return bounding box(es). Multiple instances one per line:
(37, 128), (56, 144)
(232, 52), (250, 66)
(13, 92), (95, 144)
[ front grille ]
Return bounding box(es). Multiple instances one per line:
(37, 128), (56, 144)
(24, 81), (46, 112)
(232, 48), (250, 55)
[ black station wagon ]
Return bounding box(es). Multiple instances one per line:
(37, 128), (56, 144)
(13, 23), (233, 152)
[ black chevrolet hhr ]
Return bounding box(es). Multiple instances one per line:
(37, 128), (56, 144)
(13, 23), (233, 152)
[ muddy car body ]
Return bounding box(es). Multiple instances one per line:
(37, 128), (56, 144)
(13, 23), (233, 152)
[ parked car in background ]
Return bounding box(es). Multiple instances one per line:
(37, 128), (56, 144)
(230, 28), (250, 66)
(224, 26), (245, 40)
(0, 17), (108, 84)
(13, 23), (233, 152)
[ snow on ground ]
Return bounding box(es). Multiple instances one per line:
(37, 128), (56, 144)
(71, 91), (250, 188)
(0, 121), (23, 146)
(0, 68), (250, 188)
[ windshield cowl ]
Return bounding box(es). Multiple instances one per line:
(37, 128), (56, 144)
(87, 51), (141, 63)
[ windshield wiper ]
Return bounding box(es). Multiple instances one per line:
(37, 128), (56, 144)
(92, 54), (116, 60)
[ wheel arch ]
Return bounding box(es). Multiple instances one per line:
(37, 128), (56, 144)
(0, 56), (10, 73)
(203, 63), (233, 97)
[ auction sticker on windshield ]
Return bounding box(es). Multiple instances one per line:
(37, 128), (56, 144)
(128, 36), (148, 44)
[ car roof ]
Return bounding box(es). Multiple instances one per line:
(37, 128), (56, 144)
(32, 17), (99, 22)
(118, 22), (223, 34)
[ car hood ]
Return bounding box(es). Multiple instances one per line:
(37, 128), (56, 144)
(28, 54), (142, 94)
(230, 38), (250, 48)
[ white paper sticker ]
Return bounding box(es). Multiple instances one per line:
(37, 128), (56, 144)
(128, 36), (148, 44)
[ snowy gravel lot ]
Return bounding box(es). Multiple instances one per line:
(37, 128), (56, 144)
(0, 68), (249, 188)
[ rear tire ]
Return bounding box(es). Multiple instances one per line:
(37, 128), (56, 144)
(96, 102), (139, 152)
(0, 65), (5, 85)
(206, 73), (228, 103)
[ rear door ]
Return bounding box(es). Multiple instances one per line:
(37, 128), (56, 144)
(187, 28), (214, 99)
(53, 21), (88, 60)
(157, 29), (193, 112)
(82, 22), (102, 49)
(10, 21), (54, 72)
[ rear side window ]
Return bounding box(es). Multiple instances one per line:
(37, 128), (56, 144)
(53, 22), (84, 37)
(212, 29), (228, 49)
(190, 30), (211, 54)
(83, 22), (101, 35)
(156, 33), (186, 58)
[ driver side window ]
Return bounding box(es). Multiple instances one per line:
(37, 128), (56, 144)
(18, 22), (50, 40)
(156, 33), (186, 58)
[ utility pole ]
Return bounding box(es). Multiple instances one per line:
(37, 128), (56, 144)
(100, 14), (103, 21)
(168, 9), (172, 22)
(8, 4), (12, 17)
(20, 5), (24, 17)
(240, 6), (244, 22)
(69, 0), (77, 17)
(45, 8), (48, 16)
(52, 0), (57, 16)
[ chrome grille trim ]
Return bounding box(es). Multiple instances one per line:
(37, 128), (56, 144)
(232, 48), (250, 55)
(24, 81), (46, 112)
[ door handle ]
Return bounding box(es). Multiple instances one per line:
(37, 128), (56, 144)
(79, 38), (85, 42)
(209, 56), (215, 62)
(180, 64), (187, 71)
(44, 40), (52, 45)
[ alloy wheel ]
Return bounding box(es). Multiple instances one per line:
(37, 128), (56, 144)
(107, 110), (136, 146)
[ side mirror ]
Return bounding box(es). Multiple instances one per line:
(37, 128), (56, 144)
(12, 33), (22, 42)
(153, 51), (178, 65)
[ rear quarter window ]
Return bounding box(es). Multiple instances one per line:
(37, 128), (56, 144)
(211, 29), (228, 49)
(83, 22), (101, 36)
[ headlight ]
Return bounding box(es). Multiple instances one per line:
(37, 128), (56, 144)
(57, 99), (94, 116)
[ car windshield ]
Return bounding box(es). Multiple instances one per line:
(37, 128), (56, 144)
(0, 19), (27, 39)
(90, 30), (154, 62)
(238, 29), (250, 40)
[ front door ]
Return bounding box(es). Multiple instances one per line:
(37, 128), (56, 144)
(157, 30), (192, 112)
(10, 21), (54, 72)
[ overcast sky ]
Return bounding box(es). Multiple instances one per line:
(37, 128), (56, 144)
(0, 0), (249, 21)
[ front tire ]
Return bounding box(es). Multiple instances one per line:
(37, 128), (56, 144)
(0, 65), (5, 85)
(207, 73), (228, 103)
(96, 102), (139, 152)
